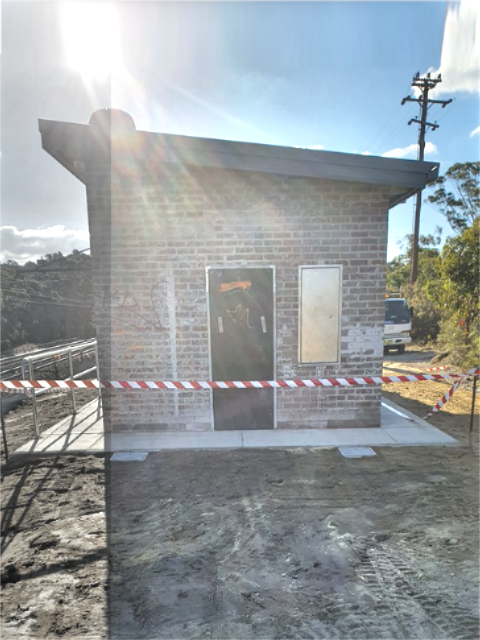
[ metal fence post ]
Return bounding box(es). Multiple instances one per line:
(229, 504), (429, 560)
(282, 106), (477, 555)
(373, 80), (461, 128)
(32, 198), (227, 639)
(1, 410), (10, 462)
(21, 358), (29, 402)
(469, 373), (478, 448)
(68, 348), (77, 415)
(28, 359), (40, 437)
(94, 344), (102, 409)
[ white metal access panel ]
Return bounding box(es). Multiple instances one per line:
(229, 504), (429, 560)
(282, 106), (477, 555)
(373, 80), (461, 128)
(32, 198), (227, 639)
(298, 265), (342, 364)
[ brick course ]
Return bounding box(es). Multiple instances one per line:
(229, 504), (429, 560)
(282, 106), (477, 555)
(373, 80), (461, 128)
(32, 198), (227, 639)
(87, 164), (394, 431)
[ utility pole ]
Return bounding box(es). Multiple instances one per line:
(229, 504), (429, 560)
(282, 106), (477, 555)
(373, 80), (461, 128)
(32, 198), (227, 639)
(402, 72), (451, 284)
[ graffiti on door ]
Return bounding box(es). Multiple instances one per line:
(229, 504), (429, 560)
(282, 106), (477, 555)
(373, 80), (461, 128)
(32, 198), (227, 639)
(218, 280), (266, 331)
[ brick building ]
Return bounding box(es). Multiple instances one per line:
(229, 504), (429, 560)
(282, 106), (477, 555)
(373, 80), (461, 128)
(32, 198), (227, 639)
(39, 109), (438, 433)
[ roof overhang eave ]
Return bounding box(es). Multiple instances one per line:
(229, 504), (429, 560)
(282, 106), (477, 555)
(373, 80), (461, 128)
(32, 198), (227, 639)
(38, 118), (440, 198)
(389, 187), (419, 208)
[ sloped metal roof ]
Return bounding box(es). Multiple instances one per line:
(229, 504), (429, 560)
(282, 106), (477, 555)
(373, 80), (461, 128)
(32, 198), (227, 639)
(39, 111), (439, 207)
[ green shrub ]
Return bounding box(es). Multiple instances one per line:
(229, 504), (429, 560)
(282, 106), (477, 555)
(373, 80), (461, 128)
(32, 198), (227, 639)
(436, 316), (479, 369)
(404, 284), (442, 344)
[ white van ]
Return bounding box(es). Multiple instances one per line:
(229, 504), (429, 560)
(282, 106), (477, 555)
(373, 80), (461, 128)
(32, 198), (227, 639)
(384, 297), (412, 354)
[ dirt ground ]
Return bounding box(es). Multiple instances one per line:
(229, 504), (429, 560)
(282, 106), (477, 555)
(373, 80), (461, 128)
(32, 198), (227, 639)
(1, 346), (479, 639)
(382, 346), (479, 450)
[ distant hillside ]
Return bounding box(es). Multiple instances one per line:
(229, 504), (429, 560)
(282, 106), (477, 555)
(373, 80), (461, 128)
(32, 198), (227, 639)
(1, 250), (94, 351)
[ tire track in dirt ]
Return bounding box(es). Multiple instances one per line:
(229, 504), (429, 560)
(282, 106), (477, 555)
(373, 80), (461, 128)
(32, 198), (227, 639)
(351, 535), (479, 640)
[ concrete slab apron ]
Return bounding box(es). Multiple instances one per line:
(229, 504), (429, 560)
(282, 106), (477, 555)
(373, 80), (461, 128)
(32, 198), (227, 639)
(13, 400), (105, 456)
(11, 398), (458, 456)
(381, 398), (458, 446)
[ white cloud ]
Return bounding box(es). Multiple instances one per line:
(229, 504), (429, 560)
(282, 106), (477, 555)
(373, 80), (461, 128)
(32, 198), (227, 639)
(423, 142), (439, 157)
(382, 142), (438, 159)
(0, 226), (89, 264)
(417, 0), (480, 96)
(361, 151), (373, 156)
(470, 125), (480, 137)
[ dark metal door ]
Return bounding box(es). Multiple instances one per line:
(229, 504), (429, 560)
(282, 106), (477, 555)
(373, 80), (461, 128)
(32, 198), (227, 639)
(208, 267), (274, 430)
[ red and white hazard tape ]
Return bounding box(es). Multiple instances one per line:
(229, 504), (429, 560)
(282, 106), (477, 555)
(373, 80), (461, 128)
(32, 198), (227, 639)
(1, 371), (477, 392)
(424, 366), (479, 419)
(424, 379), (463, 419)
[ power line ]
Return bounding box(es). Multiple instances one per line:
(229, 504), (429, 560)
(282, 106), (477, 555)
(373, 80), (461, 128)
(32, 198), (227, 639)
(2, 297), (93, 309)
(365, 79), (422, 156)
(371, 120), (411, 157)
(13, 267), (91, 273)
(365, 103), (405, 153)
(0, 290), (94, 306)
(0, 285), (93, 302)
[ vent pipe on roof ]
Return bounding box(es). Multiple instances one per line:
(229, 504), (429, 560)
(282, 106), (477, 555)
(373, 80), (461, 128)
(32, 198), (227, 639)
(89, 109), (136, 135)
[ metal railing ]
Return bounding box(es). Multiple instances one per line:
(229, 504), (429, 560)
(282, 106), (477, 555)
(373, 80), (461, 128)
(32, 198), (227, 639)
(21, 340), (100, 437)
(1, 338), (96, 381)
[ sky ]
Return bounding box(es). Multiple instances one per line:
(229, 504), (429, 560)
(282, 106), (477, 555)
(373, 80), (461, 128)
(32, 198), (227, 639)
(1, 0), (479, 264)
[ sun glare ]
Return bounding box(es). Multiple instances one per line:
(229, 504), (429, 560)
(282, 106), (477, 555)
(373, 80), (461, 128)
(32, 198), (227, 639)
(60, 3), (123, 81)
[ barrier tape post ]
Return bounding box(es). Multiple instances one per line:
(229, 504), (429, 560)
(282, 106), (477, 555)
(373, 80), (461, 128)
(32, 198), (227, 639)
(469, 371), (478, 447)
(1, 410), (9, 462)
(28, 359), (40, 438)
(424, 367), (480, 420)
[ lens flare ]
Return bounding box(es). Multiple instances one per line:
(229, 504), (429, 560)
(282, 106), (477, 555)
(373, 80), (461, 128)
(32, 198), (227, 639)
(60, 2), (123, 81)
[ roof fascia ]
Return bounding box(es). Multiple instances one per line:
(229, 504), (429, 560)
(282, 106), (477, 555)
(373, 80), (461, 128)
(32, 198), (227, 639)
(39, 119), (439, 193)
